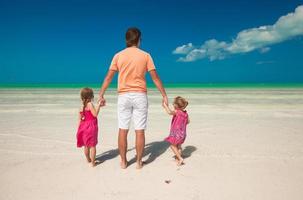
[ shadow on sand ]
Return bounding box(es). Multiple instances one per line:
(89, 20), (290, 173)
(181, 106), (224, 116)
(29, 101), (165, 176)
(95, 148), (119, 166)
(95, 141), (197, 167)
(128, 140), (170, 166)
(181, 145), (197, 158)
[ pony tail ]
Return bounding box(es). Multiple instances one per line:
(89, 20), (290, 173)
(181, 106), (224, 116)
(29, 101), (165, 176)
(81, 98), (88, 121)
(184, 100), (189, 109)
(80, 87), (94, 121)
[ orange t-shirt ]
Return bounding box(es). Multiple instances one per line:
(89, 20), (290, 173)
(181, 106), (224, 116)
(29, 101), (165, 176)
(109, 47), (156, 93)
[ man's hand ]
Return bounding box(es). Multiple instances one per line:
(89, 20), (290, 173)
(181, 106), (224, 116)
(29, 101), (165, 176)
(149, 70), (168, 107)
(98, 69), (116, 107)
(98, 95), (106, 107)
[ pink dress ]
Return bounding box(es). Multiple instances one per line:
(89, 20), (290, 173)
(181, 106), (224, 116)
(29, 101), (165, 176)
(165, 110), (188, 145)
(76, 110), (98, 147)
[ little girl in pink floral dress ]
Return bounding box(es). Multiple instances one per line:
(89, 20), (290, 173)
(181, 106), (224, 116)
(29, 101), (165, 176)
(76, 87), (102, 167)
(163, 96), (190, 166)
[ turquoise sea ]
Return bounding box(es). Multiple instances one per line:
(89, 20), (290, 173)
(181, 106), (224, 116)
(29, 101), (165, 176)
(1, 83), (303, 89)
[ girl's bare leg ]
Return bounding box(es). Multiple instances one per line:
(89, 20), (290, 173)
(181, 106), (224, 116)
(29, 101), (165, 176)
(177, 144), (182, 156)
(84, 146), (91, 163)
(89, 147), (96, 167)
(170, 145), (184, 166)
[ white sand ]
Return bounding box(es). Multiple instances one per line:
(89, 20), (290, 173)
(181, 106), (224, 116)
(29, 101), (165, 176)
(1, 88), (303, 200)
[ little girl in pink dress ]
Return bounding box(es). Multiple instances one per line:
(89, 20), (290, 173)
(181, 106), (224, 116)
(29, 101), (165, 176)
(76, 87), (102, 167)
(163, 96), (190, 166)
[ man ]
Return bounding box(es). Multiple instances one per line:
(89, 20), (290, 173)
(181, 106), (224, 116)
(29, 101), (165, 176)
(98, 27), (168, 169)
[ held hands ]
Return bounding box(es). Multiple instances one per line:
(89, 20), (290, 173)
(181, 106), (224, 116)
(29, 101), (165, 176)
(162, 95), (168, 107)
(162, 96), (175, 115)
(98, 95), (106, 107)
(162, 96), (169, 110)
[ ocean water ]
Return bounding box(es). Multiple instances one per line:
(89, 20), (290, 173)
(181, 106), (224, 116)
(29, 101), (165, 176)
(1, 87), (303, 116)
(1, 83), (303, 89)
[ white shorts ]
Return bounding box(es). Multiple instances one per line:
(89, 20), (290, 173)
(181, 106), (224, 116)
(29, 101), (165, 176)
(117, 92), (148, 130)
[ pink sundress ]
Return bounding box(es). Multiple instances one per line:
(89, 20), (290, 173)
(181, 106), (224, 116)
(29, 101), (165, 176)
(76, 110), (98, 147)
(165, 110), (188, 145)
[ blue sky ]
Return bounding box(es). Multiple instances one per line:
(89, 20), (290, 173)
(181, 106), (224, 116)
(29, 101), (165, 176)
(0, 0), (303, 84)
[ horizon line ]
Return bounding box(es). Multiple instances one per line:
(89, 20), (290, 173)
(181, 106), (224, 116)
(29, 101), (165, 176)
(1, 82), (303, 89)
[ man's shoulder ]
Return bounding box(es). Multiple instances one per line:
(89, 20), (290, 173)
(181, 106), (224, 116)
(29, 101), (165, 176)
(113, 49), (125, 57)
(124, 47), (151, 56)
(136, 48), (149, 55)
(114, 48), (152, 60)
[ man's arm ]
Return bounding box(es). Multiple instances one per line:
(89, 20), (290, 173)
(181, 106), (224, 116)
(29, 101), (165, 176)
(98, 70), (116, 105)
(149, 69), (168, 105)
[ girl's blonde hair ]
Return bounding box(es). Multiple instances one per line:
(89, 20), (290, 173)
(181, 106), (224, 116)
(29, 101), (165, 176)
(80, 87), (94, 120)
(173, 96), (188, 110)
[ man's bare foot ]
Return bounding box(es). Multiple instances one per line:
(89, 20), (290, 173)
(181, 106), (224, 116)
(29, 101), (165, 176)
(120, 161), (128, 169)
(136, 161), (144, 169)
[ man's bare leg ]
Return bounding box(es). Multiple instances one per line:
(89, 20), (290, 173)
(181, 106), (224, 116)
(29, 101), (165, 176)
(135, 129), (145, 169)
(118, 129), (128, 169)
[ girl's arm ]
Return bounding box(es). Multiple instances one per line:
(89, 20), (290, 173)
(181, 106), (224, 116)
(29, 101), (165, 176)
(162, 102), (176, 115)
(187, 117), (190, 124)
(88, 102), (101, 117)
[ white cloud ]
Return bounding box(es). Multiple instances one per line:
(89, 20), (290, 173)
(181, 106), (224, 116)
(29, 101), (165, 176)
(174, 5), (303, 62)
(172, 43), (194, 54)
(178, 48), (206, 62)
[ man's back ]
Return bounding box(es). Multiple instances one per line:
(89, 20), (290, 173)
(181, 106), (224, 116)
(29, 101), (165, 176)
(109, 47), (155, 93)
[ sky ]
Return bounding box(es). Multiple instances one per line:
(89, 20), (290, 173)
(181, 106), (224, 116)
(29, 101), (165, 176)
(0, 0), (303, 84)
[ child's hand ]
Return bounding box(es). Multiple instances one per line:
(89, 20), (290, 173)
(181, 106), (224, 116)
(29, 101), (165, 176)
(98, 100), (104, 107)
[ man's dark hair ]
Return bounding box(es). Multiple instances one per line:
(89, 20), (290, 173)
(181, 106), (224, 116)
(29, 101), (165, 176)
(125, 27), (141, 47)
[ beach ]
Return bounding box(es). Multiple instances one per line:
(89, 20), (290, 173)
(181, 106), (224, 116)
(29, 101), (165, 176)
(0, 87), (303, 200)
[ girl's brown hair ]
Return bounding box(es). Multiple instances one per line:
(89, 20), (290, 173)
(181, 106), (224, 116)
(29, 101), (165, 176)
(173, 96), (188, 110)
(126, 27), (141, 47)
(80, 87), (94, 120)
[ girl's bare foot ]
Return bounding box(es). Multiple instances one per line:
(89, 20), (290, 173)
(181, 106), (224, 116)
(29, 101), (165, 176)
(120, 161), (128, 169)
(86, 157), (92, 163)
(177, 158), (184, 166)
(174, 157), (179, 164)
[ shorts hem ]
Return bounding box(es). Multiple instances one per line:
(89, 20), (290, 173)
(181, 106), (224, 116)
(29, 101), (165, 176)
(118, 126), (130, 130)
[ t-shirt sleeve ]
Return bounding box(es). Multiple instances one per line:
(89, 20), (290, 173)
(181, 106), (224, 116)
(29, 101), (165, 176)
(109, 54), (119, 71)
(146, 53), (156, 71)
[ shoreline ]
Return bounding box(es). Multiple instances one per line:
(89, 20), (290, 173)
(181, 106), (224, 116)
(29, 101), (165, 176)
(1, 83), (303, 89)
